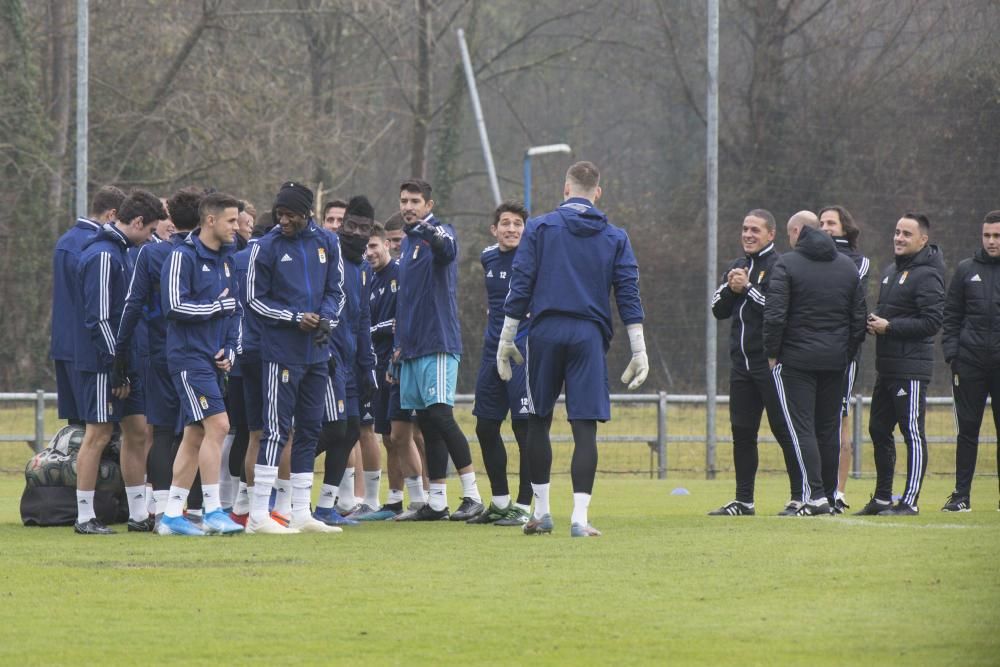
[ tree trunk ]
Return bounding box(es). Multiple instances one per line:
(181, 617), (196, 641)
(47, 0), (71, 236)
(409, 0), (431, 179)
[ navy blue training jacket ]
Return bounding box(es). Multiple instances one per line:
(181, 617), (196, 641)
(480, 244), (529, 361)
(369, 259), (399, 369)
(75, 224), (132, 372)
(396, 214), (462, 359)
(233, 239), (263, 362)
(331, 257), (376, 381)
(504, 197), (644, 342)
(117, 233), (186, 365)
(247, 222), (344, 366)
(161, 230), (242, 374)
(51, 217), (101, 362)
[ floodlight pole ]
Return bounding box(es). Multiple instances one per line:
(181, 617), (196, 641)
(75, 0), (89, 218)
(457, 28), (502, 206)
(705, 0), (720, 479)
(523, 143), (571, 213)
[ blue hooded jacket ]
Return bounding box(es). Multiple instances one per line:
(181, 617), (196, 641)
(396, 213), (462, 359)
(75, 224), (132, 372)
(331, 256), (376, 382)
(117, 233), (186, 365)
(247, 221), (344, 366)
(233, 238), (263, 363)
(368, 258), (399, 370)
(505, 197), (644, 343)
(51, 217), (101, 362)
(162, 229), (242, 374)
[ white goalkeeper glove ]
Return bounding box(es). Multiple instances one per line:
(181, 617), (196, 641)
(496, 316), (523, 381)
(621, 323), (649, 390)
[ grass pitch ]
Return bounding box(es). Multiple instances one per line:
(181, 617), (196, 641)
(0, 472), (997, 666)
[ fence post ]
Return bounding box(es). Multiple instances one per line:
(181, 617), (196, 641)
(657, 391), (667, 479)
(852, 392), (863, 479)
(34, 389), (46, 453)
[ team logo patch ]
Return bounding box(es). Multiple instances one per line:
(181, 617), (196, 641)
(199, 396), (209, 410)
(971, 274), (982, 282)
(412, 246), (420, 259)
(758, 270), (765, 282)
(898, 271), (908, 285)
(280, 253), (293, 263)
(281, 369), (290, 384)
(224, 263), (230, 277)
(390, 279), (397, 293)
(107, 402), (114, 416)
(338, 400), (345, 413)
(318, 247), (327, 264)
(487, 269), (493, 278)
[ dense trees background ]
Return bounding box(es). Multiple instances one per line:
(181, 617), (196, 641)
(1, 0), (998, 394)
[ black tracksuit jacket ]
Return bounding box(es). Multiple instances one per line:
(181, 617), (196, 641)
(712, 242), (781, 371)
(872, 244), (946, 381)
(942, 248), (1000, 367)
(762, 226), (867, 371)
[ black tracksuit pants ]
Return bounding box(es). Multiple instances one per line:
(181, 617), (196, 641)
(729, 363), (803, 503)
(950, 360), (1000, 497)
(771, 363), (844, 504)
(868, 376), (928, 507)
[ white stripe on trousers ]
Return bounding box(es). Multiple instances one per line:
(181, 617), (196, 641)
(771, 363), (812, 502)
(264, 363), (281, 465)
(903, 380), (923, 507)
(524, 337), (535, 414)
(180, 370), (204, 422)
(96, 372), (106, 422)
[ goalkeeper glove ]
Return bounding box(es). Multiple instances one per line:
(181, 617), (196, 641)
(621, 323), (649, 390)
(495, 316), (524, 381)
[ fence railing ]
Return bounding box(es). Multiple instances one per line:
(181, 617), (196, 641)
(1, 391), (991, 479)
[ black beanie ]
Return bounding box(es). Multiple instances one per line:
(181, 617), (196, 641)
(345, 195), (375, 223)
(273, 181), (313, 218)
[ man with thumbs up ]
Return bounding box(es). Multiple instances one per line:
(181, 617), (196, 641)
(499, 161), (647, 538)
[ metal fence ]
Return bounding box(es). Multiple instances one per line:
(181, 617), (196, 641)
(1, 391), (995, 480)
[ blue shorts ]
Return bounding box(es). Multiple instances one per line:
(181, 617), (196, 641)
(474, 352), (529, 421)
(172, 366), (227, 426)
(372, 371), (415, 435)
(324, 362), (349, 423)
(145, 359), (181, 431)
(240, 357), (264, 431)
(54, 360), (81, 421)
(79, 371), (120, 424)
(400, 353), (459, 410)
(121, 364), (145, 418)
(360, 398), (374, 426)
(526, 315), (610, 421)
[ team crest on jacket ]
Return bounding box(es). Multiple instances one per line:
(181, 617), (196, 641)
(390, 279), (397, 292)
(318, 247), (327, 264)
(412, 246), (420, 259)
(899, 271), (908, 285)
(758, 270), (765, 282)
(338, 400), (345, 413)
(107, 402), (114, 416)
(281, 369), (290, 384)
(224, 263), (230, 277)
(362, 271), (366, 286)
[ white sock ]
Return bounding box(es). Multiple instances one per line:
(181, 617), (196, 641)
(125, 485), (149, 521)
(274, 478), (292, 516)
(406, 476), (427, 504)
(835, 490), (846, 501)
(76, 489), (96, 523)
(428, 482), (447, 511)
(233, 482), (250, 514)
(492, 494), (511, 510)
(145, 486), (155, 516)
(387, 488), (404, 505)
(202, 483), (221, 513)
(337, 468), (356, 510)
(165, 485), (189, 518)
(459, 471), (481, 502)
(363, 470), (381, 508)
(531, 483), (550, 518)
(250, 465), (277, 522)
(152, 490), (168, 516)
(514, 501), (531, 514)
(317, 483), (338, 509)
(219, 434), (236, 507)
(290, 472), (314, 522)
(186, 507), (203, 518)
(571, 492), (591, 526)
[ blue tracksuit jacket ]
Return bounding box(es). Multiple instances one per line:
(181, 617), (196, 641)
(504, 197), (644, 342)
(117, 232), (186, 364)
(480, 244), (530, 361)
(76, 224), (132, 372)
(396, 214), (462, 359)
(162, 230), (242, 373)
(233, 239), (263, 362)
(51, 218), (101, 362)
(369, 259), (399, 370)
(247, 221), (344, 366)
(331, 257), (376, 380)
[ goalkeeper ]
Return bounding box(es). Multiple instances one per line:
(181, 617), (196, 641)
(499, 161), (648, 538)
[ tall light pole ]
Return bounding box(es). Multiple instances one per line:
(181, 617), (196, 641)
(705, 0), (720, 479)
(457, 28), (502, 206)
(523, 143), (571, 213)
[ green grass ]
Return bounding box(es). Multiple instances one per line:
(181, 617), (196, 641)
(0, 472), (997, 666)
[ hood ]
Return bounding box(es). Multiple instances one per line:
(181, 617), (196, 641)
(556, 198), (607, 237)
(83, 223), (128, 251)
(895, 243), (944, 271)
(794, 225), (837, 261)
(973, 247), (1000, 264)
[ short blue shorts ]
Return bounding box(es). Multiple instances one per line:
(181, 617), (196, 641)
(54, 360), (81, 422)
(400, 353), (459, 410)
(79, 371), (120, 424)
(526, 315), (610, 421)
(473, 350), (529, 421)
(172, 366), (227, 426)
(240, 356), (264, 431)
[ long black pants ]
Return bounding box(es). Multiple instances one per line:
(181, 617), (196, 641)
(771, 364), (844, 504)
(950, 360), (1000, 497)
(729, 363), (803, 503)
(868, 375), (928, 507)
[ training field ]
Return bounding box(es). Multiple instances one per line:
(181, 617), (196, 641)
(0, 473), (996, 666)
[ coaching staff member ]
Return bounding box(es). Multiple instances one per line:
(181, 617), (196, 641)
(940, 210), (1000, 512)
(764, 212), (866, 516)
(858, 212), (944, 516)
(709, 209), (801, 516)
